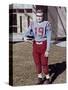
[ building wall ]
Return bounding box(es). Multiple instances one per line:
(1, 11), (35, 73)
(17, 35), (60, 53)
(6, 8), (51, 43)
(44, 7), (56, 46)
(9, 4), (33, 33)
(48, 6), (66, 39)
(57, 7), (66, 37)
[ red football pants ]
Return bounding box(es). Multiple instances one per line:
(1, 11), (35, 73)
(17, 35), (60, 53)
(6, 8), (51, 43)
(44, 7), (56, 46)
(33, 41), (49, 75)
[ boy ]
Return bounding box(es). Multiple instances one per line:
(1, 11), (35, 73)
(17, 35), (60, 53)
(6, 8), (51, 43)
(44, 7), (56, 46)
(23, 9), (52, 84)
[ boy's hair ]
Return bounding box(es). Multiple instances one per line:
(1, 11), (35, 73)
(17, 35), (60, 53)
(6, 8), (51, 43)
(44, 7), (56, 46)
(36, 5), (48, 20)
(36, 9), (43, 13)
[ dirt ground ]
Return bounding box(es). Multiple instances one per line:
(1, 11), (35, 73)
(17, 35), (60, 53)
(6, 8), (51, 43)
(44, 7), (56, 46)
(10, 41), (66, 86)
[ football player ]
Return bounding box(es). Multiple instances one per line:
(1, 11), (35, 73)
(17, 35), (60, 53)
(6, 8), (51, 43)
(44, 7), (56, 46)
(23, 9), (52, 84)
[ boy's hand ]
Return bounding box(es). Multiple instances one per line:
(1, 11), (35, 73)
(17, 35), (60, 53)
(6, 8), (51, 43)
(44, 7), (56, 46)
(44, 50), (49, 57)
(24, 37), (28, 42)
(23, 37), (33, 44)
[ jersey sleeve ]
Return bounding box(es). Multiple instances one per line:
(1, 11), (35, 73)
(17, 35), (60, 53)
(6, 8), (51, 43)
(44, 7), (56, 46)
(46, 22), (52, 51)
(24, 22), (34, 37)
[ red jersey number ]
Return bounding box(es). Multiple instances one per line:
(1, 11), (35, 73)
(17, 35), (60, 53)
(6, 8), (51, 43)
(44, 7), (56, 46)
(35, 27), (44, 36)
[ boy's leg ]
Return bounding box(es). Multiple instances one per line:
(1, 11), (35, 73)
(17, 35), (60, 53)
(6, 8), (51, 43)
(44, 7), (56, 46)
(40, 41), (49, 75)
(33, 42), (43, 84)
(33, 51), (44, 84)
(41, 54), (50, 84)
(41, 55), (49, 75)
(33, 52), (42, 74)
(40, 41), (50, 84)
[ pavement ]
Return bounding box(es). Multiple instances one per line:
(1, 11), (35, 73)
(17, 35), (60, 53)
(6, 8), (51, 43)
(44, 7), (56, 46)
(9, 41), (66, 86)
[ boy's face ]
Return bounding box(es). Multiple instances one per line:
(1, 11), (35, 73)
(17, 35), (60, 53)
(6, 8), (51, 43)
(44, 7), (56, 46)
(36, 10), (43, 23)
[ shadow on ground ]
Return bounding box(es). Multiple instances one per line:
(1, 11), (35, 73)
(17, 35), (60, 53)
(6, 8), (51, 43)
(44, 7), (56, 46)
(49, 61), (66, 84)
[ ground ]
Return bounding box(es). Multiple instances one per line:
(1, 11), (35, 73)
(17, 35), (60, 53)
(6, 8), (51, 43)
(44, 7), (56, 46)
(9, 41), (66, 86)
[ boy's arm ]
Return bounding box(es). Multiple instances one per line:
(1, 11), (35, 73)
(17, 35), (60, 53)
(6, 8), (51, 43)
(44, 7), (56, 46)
(23, 23), (34, 41)
(44, 22), (52, 57)
(46, 22), (52, 51)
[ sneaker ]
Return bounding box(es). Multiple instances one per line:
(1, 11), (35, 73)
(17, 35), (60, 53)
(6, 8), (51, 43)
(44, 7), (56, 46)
(37, 78), (43, 85)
